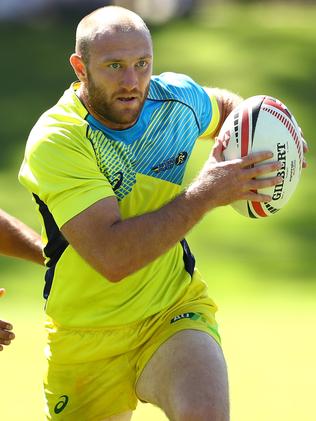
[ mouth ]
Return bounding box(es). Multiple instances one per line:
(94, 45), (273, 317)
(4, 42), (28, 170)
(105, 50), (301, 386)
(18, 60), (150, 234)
(117, 96), (138, 103)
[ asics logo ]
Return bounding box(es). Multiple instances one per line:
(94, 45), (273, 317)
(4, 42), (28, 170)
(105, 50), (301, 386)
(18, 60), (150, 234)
(111, 171), (124, 191)
(54, 395), (69, 414)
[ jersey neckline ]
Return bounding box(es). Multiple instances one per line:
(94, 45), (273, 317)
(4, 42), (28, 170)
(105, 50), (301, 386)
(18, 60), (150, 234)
(86, 99), (161, 144)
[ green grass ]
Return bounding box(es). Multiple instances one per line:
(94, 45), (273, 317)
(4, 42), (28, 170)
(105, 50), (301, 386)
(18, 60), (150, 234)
(1, 2), (316, 420)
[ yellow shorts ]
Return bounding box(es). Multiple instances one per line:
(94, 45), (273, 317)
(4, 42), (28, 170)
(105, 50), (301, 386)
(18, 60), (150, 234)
(44, 271), (220, 420)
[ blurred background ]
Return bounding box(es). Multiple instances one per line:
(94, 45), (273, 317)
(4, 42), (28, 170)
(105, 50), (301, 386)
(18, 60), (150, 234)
(0, 0), (315, 420)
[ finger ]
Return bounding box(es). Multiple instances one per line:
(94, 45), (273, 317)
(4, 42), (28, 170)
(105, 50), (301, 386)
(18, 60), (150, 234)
(302, 138), (308, 153)
(302, 138), (308, 168)
(0, 330), (15, 341)
(0, 320), (13, 330)
(0, 289), (14, 344)
(240, 151), (274, 168)
(210, 137), (225, 162)
(0, 339), (12, 346)
(246, 175), (283, 192)
(242, 192), (272, 202)
(299, 127), (308, 149)
(240, 172), (283, 202)
(245, 161), (282, 178)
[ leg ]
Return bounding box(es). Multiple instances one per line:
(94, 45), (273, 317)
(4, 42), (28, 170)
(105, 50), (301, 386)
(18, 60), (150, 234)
(136, 330), (229, 421)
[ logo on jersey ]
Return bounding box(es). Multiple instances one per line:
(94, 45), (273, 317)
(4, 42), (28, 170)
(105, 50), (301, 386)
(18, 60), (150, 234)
(152, 151), (188, 174)
(170, 312), (199, 324)
(110, 171), (124, 191)
(54, 395), (69, 414)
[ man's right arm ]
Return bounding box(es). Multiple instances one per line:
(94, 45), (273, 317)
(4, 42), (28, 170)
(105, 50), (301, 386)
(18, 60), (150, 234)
(61, 142), (282, 282)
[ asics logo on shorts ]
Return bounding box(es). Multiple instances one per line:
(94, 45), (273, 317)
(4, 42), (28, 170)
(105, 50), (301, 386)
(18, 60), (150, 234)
(54, 395), (69, 414)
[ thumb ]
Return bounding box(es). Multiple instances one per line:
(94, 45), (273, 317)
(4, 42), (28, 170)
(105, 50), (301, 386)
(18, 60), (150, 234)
(210, 136), (225, 162)
(0, 288), (6, 298)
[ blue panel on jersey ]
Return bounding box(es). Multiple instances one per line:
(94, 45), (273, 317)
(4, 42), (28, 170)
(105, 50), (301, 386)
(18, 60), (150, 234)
(131, 101), (198, 185)
(86, 73), (212, 189)
(86, 99), (162, 144)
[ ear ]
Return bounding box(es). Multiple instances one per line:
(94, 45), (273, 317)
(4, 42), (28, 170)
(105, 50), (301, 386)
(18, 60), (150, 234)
(69, 54), (87, 82)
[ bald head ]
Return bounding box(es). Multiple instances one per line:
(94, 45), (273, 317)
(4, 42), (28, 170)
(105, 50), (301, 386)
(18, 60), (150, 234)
(75, 6), (151, 65)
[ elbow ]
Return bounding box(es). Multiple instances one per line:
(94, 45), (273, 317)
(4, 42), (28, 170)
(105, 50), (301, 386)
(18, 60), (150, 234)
(105, 271), (125, 283)
(100, 264), (129, 283)
(93, 253), (135, 283)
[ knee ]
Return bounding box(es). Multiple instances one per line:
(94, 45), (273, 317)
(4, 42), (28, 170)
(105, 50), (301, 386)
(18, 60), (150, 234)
(170, 399), (229, 421)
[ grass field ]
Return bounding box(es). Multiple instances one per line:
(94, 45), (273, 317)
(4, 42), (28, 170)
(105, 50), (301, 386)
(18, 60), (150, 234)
(1, 2), (316, 420)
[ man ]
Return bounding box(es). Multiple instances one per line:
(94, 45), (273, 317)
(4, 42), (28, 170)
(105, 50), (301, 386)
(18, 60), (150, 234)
(18, 6), (292, 421)
(0, 209), (43, 351)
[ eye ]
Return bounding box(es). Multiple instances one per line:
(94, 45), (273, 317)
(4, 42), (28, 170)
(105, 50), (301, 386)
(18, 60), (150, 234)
(136, 60), (148, 69)
(109, 63), (121, 70)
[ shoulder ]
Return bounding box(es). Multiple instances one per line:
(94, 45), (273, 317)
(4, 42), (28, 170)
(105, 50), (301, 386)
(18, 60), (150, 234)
(21, 84), (96, 191)
(26, 83), (90, 155)
(148, 72), (212, 134)
(149, 72), (209, 104)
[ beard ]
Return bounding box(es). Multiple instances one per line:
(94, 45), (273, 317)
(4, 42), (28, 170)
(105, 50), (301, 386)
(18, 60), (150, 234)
(85, 71), (150, 128)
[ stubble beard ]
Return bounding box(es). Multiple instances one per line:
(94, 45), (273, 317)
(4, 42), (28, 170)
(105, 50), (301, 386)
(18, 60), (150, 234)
(85, 74), (150, 128)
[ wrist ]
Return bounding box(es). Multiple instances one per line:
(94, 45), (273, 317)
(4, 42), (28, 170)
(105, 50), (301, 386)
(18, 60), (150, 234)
(184, 181), (212, 220)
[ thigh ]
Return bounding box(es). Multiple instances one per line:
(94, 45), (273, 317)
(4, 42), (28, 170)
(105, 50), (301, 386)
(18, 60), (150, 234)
(45, 356), (137, 420)
(44, 325), (139, 420)
(136, 330), (229, 421)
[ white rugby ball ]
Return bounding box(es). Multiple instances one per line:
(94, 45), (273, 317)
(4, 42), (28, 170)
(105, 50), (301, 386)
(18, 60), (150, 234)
(219, 95), (303, 218)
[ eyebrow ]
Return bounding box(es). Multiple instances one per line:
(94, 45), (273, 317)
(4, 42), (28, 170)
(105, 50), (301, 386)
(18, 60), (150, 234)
(102, 55), (153, 62)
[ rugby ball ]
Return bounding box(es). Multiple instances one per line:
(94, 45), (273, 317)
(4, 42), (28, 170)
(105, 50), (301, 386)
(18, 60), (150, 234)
(219, 95), (303, 218)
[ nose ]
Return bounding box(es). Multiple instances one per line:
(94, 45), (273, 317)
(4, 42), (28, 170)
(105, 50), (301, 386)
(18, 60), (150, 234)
(121, 67), (138, 91)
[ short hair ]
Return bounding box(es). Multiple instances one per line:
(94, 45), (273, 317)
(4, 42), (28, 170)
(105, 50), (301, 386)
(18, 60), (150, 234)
(75, 6), (151, 65)
(77, 36), (91, 66)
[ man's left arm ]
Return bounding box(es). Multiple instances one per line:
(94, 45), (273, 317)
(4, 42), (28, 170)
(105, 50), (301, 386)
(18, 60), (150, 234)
(201, 87), (308, 167)
(200, 87), (243, 140)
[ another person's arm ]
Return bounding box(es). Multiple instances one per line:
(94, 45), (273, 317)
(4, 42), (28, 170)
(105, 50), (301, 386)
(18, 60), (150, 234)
(0, 209), (43, 265)
(0, 289), (14, 352)
(0, 209), (43, 351)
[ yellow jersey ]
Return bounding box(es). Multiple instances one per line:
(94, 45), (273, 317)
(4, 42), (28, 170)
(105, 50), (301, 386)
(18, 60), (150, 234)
(19, 72), (219, 328)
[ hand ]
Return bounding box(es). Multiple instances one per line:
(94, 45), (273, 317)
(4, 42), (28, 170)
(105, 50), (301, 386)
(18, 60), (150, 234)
(191, 137), (283, 210)
(0, 288), (15, 352)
